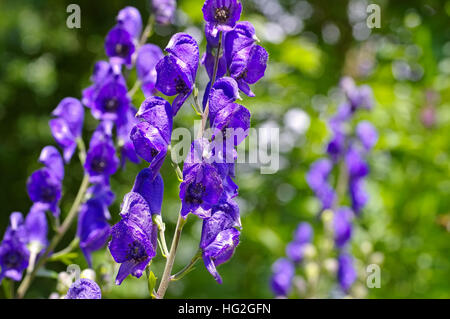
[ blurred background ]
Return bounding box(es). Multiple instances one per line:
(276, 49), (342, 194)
(0, 0), (449, 298)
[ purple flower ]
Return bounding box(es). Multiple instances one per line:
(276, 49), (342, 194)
(92, 75), (130, 123)
(155, 33), (199, 115)
(337, 253), (357, 292)
(78, 186), (112, 266)
(211, 102), (251, 147)
(131, 169), (164, 216)
(82, 61), (115, 109)
(0, 213), (30, 283)
(105, 26), (135, 67)
(349, 177), (368, 214)
(326, 127), (346, 162)
(315, 184), (336, 210)
(286, 222), (313, 263)
(270, 258), (294, 297)
(49, 97), (84, 163)
(340, 77), (374, 111)
(356, 121), (378, 151)
(27, 146), (64, 217)
(25, 204), (48, 252)
(202, 44), (227, 81)
(117, 107), (141, 167)
(84, 123), (119, 183)
(131, 97), (172, 177)
(151, 0), (176, 25)
(66, 278), (102, 299)
(108, 192), (158, 285)
(206, 77), (241, 123)
(116, 6), (142, 40)
(200, 201), (241, 284)
(202, 0), (242, 32)
(306, 158), (332, 192)
(136, 44), (164, 97)
(333, 207), (353, 248)
(345, 146), (369, 179)
(228, 43), (268, 97)
(224, 21), (258, 66)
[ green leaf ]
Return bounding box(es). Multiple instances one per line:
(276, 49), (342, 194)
(147, 269), (157, 299)
(36, 268), (59, 279)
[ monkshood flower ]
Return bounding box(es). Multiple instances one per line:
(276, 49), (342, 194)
(27, 146), (64, 217)
(180, 140), (224, 219)
(340, 77), (374, 112)
(136, 44), (164, 97)
(49, 97), (84, 163)
(200, 200), (241, 283)
(211, 101), (251, 147)
(82, 61), (114, 109)
(349, 178), (368, 214)
(228, 42), (268, 97)
(78, 184), (113, 266)
(92, 74), (130, 123)
(108, 169), (163, 284)
(65, 278), (102, 299)
(25, 204), (49, 254)
(202, 0), (242, 32)
(224, 21), (258, 66)
(155, 33), (199, 115)
(306, 159), (336, 210)
(333, 207), (353, 248)
(270, 258), (295, 297)
(345, 146), (369, 179)
(202, 43), (227, 81)
(84, 122), (119, 183)
(0, 213), (30, 283)
(105, 26), (135, 67)
(206, 76), (241, 123)
(116, 6), (142, 40)
(151, 0), (176, 25)
(286, 222), (313, 263)
(117, 107), (141, 167)
(337, 253), (357, 293)
(131, 96), (172, 178)
(356, 121), (378, 152)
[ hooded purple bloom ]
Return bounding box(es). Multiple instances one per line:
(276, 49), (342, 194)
(356, 121), (378, 151)
(82, 61), (115, 109)
(25, 204), (48, 252)
(131, 169), (164, 215)
(306, 158), (332, 192)
(155, 33), (199, 115)
(200, 200), (241, 283)
(77, 191), (111, 267)
(224, 21), (258, 65)
(27, 146), (64, 217)
(202, 44), (227, 81)
(49, 97), (84, 163)
(206, 76), (241, 123)
(340, 77), (374, 111)
(180, 162), (224, 219)
(286, 222), (313, 263)
(345, 146), (369, 179)
(333, 207), (353, 248)
(105, 26), (135, 67)
(202, 0), (242, 32)
(66, 278), (102, 299)
(117, 107), (141, 167)
(326, 127), (346, 162)
(151, 0), (176, 25)
(337, 253), (357, 292)
(136, 44), (164, 97)
(92, 75), (130, 123)
(0, 213), (30, 283)
(108, 191), (158, 285)
(270, 258), (294, 297)
(228, 43), (268, 97)
(131, 97), (172, 177)
(212, 102), (251, 147)
(116, 6), (142, 40)
(84, 123), (119, 183)
(349, 178), (369, 214)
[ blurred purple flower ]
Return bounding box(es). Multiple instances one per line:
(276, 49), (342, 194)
(66, 278), (102, 299)
(270, 258), (294, 297)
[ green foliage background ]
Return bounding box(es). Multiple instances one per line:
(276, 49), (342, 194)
(0, 0), (449, 298)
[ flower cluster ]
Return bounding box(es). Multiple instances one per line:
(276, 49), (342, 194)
(270, 222), (313, 297)
(308, 77), (377, 293)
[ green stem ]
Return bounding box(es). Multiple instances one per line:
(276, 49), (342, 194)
(47, 237), (80, 261)
(170, 249), (202, 281)
(156, 213), (188, 299)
